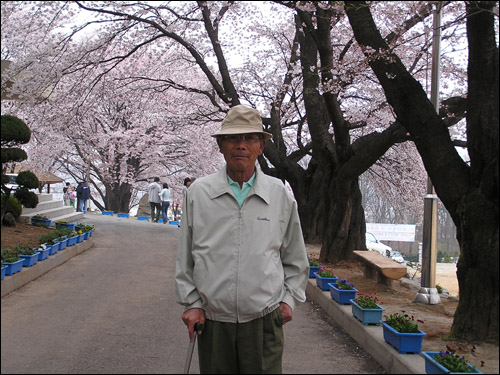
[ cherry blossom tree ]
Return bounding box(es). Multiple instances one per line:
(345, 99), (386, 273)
(345, 0), (498, 343)
(2, 1), (466, 253)
(1, 6), (222, 212)
(3, 1), (494, 343)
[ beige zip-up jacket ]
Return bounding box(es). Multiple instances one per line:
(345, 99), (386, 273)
(175, 167), (309, 323)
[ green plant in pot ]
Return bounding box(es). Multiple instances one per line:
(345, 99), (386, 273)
(55, 228), (73, 237)
(32, 214), (49, 220)
(309, 258), (321, 267)
(11, 244), (37, 256)
(384, 312), (423, 333)
(317, 266), (336, 278)
(354, 295), (381, 309)
(422, 345), (484, 374)
(38, 234), (56, 246)
(434, 350), (478, 373)
(336, 278), (355, 290)
(1, 248), (21, 263)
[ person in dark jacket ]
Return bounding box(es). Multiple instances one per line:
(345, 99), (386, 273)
(76, 181), (91, 214)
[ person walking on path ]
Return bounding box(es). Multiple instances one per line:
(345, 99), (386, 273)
(159, 183), (171, 224)
(175, 105), (309, 374)
(76, 181), (91, 214)
(76, 182), (82, 211)
(181, 177), (191, 204)
(148, 177), (162, 223)
(63, 182), (71, 206)
(69, 186), (77, 208)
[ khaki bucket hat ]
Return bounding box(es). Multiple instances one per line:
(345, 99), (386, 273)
(211, 105), (273, 140)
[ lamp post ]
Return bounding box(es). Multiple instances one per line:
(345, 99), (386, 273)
(415, 2), (442, 305)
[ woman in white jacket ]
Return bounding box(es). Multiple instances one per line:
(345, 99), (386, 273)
(159, 183), (171, 224)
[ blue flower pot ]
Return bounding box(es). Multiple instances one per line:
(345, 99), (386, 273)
(31, 217), (51, 227)
(314, 272), (338, 291)
(49, 243), (59, 255)
(329, 283), (358, 305)
(4, 259), (24, 276)
(350, 300), (384, 325)
(58, 238), (68, 250)
(102, 211), (114, 215)
(309, 266), (319, 278)
(55, 222), (75, 230)
(117, 213), (129, 218)
(421, 352), (483, 374)
(37, 248), (50, 261)
(1, 265), (6, 280)
(19, 253), (39, 267)
(42, 244), (52, 255)
(67, 235), (79, 246)
(382, 322), (426, 354)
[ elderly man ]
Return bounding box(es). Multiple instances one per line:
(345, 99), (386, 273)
(175, 105), (309, 374)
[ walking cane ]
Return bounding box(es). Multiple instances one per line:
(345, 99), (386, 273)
(183, 322), (204, 374)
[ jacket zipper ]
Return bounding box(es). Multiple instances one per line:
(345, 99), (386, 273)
(236, 206), (243, 322)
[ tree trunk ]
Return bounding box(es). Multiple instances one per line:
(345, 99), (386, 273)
(103, 182), (132, 213)
(321, 176), (366, 262)
(452, 2), (499, 343)
(294, 163), (329, 245)
(453, 191), (499, 342)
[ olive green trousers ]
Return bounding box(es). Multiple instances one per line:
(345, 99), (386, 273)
(197, 308), (284, 374)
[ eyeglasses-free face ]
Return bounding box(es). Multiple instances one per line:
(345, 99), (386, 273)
(220, 134), (263, 144)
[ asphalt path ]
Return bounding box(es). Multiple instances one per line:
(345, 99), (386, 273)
(1, 214), (383, 374)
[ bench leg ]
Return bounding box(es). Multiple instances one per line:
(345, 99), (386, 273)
(376, 273), (393, 287)
(363, 266), (376, 280)
(363, 265), (393, 287)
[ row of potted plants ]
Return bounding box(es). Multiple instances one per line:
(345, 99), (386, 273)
(1, 224), (95, 280)
(308, 257), (483, 374)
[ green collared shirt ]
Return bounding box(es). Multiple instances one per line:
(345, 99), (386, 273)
(227, 172), (256, 207)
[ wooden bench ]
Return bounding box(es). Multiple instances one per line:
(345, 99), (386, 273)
(353, 250), (407, 286)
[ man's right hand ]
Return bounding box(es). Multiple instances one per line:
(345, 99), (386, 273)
(181, 308), (205, 340)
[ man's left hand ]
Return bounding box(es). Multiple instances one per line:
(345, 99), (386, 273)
(279, 302), (293, 325)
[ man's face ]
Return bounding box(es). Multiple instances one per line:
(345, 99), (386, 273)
(217, 134), (266, 177)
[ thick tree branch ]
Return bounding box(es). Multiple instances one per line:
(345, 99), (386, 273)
(345, 0), (470, 215)
(74, 1), (232, 104)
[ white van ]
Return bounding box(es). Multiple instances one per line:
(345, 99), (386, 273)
(365, 232), (392, 256)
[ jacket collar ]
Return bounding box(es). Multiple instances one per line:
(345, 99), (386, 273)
(210, 166), (270, 205)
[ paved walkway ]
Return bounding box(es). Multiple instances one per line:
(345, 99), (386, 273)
(1, 213), (384, 374)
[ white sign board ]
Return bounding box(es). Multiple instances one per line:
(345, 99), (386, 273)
(366, 223), (416, 242)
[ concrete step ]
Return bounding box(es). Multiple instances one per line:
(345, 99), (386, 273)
(20, 209), (84, 227)
(22, 199), (64, 215)
(20, 193), (86, 227)
(52, 211), (84, 224)
(36, 193), (54, 203)
(22, 205), (76, 220)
